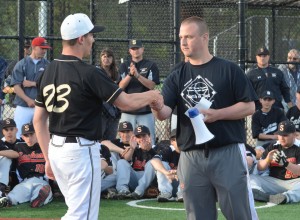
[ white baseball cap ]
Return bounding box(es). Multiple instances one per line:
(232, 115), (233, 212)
(60, 13), (105, 40)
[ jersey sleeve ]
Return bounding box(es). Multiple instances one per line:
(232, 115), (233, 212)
(10, 59), (25, 86)
(161, 69), (180, 110)
(87, 68), (122, 105)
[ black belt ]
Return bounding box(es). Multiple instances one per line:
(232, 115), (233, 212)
(50, 135), (78, 143)
(65, 136), (77, 143)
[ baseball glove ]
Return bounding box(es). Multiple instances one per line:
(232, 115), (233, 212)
(144, 186), (159, 198)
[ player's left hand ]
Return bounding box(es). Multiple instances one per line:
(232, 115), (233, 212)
(273, 150), (289, 168)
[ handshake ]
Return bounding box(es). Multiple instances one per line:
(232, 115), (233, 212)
(149, 90), (164, 111)
(273, 150), (289, 168)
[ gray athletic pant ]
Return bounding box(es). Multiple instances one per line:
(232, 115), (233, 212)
(177, 143), (258, 220)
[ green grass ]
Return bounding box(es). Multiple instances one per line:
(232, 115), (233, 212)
(0, 197), (300, 220)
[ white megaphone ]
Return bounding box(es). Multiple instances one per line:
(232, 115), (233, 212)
(188, 108), (214, 145)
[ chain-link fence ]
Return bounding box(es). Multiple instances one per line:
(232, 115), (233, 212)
(1, 0), (300, 144)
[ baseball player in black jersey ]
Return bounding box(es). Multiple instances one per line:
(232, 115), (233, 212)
(246, 47), (292, 110)
(287, 88), (300, 133)
(118, 39), (160, 144)
(251, 120), (300, 204)
(0, 119), (20, 197)
(33, 13), (162, 220)
(0, 123), (52, 208)
(152, 16), (258, 219)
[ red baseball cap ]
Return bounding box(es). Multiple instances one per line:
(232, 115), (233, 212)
(31, 37), (51, 49)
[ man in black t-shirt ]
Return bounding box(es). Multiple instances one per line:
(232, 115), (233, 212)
(33, 13), (162, 220)
(250, 120), (300, 205)
(118, 39), (160, 144)
(152, 16), (258, 219)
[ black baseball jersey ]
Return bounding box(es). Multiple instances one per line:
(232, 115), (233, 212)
(262, 143), (300, 180)
(162, 57), (257, 151)
(286, 106), (300, 131)
(118, 59), (160, 114)
(131, 148), (156, 171)
(246, 66), (291, 109)
(35, 55), (122, 140)
(111, 139), (130, 150)
(13, 142), (45, 180)
(251, 107), (287, 140)
(0, 139), (22, 173)
(152, 140), (173, 163)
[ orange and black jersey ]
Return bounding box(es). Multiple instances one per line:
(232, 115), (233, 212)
(13, 142), (45, 180)
(262, 143), (300, 180)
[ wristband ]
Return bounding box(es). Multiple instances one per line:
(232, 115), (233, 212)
(129, 73), (134, 77)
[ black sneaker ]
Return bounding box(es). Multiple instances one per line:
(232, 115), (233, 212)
(252, 189), (269, 202)
(117, 190), (131, 200)
(269, 194), (287, 205)
(130, 192), (143, 200)
(157, 192), (175, 202)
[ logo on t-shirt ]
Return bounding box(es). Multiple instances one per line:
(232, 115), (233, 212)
(181, 75), (216, 108)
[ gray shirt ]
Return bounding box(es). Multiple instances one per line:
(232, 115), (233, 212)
(11, 56), (49, 107)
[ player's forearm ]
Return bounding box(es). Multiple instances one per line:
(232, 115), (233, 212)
(101, 140), (123, 154)
(152, 105), (173, 121)
(14, 84), (31, 103)
(118, 75), (131, 89)
(150, 158), (169, 175)
(0, 150), (19, 158)
(33, 106), (50, 161)
(114, 90), (161, 112)
(285, 163), (300, 176)
(214, 101), (255, 121)
(257, 158), (271, 171)
(258, 134), (278, 140)
(135, 75), (155, 90)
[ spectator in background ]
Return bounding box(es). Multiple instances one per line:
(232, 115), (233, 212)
(0, 57), (7, 107)
(23, 39), (31, 57)
(251, 120), (300, 205)
(247, 47), (292, 110)
(99, 48), (121, 140)
(10, 37), (51, 139)
(286, 88), (300, 136)
(151, 129), (183, 202)
(118, 39), (160, 144)
(0, 123), (53, 208)
(251, 90), (287, 147)
(115, 125), (156, 199)
(101, 121), (135, 173)
(0, 119), (20, 198)
(278, 49), (300, 107)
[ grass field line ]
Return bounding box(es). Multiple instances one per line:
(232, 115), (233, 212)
(127, 198), (277, 211)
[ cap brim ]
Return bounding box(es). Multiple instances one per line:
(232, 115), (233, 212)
(274, 131), (291, 136)
(90, 26), (105, 33)
(39, 45), (52, 49)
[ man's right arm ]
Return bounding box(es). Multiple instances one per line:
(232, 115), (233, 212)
(113, 90), (162, 112)
(14, 84), (35, 107)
